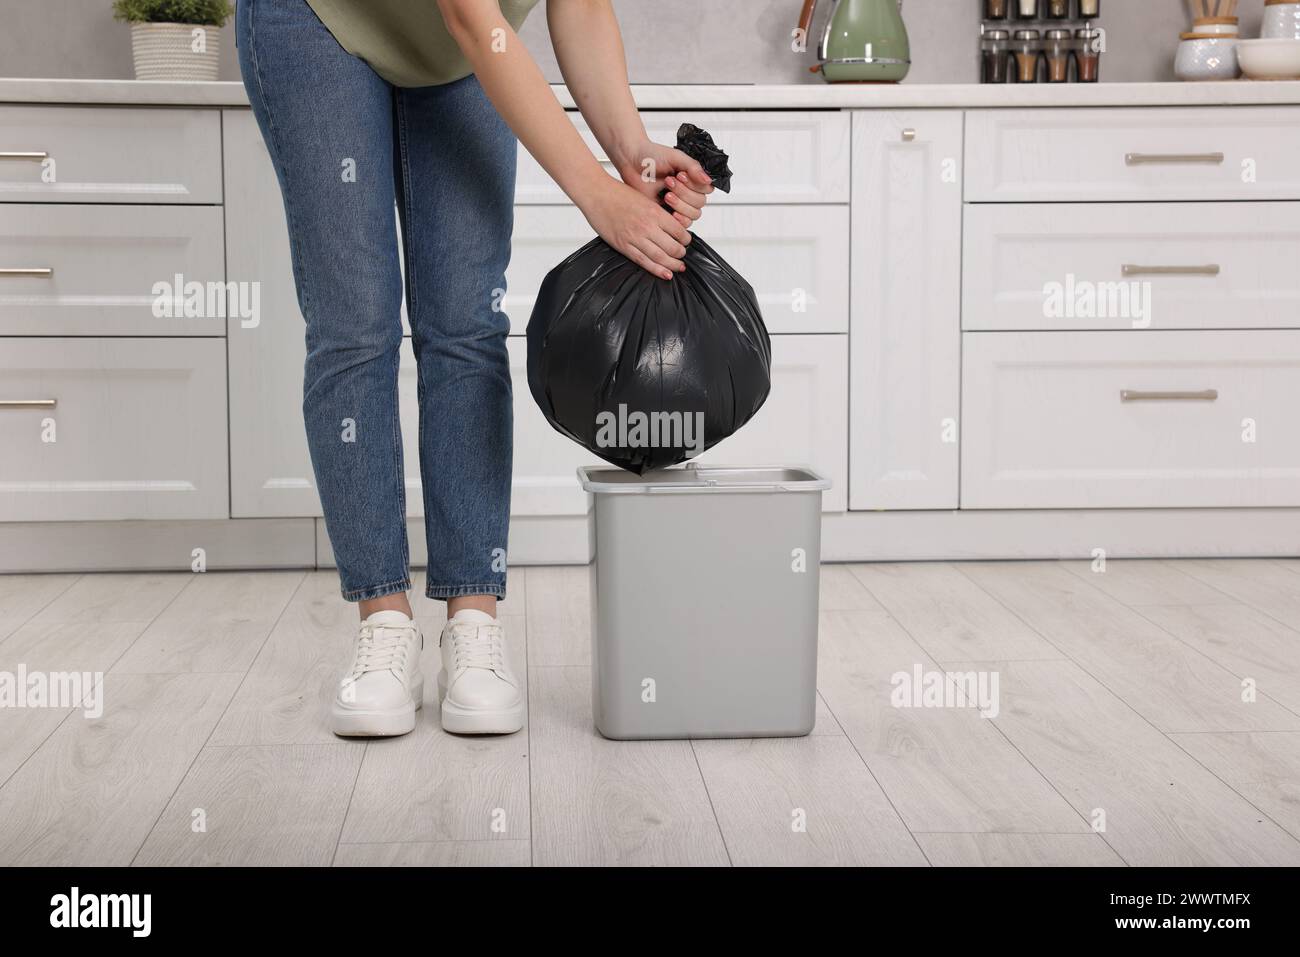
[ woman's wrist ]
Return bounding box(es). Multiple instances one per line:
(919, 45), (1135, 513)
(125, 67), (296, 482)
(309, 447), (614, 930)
(607, 129), (651, 180)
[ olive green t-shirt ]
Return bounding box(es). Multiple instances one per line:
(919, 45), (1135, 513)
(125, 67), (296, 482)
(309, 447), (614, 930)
(307, 0), (541, 87)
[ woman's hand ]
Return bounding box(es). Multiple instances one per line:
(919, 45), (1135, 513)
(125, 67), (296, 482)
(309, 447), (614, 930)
(579, 176), (694, 281)
(615, 140), (716, 230)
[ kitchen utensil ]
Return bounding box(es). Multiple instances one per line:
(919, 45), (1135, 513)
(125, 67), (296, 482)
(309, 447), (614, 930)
(1262, 0), (1300, 40)
(1191, 16), (1239, 36)
(797, 0), (911, 82)
(1175, 34), (1240, 80)
(1237, 37), (1300, 78)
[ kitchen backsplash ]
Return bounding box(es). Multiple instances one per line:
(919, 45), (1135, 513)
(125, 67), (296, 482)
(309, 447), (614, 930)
(0, 0), (1268, 84)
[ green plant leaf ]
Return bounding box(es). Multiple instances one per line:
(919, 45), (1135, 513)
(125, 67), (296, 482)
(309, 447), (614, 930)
(112, 0), (234, 27)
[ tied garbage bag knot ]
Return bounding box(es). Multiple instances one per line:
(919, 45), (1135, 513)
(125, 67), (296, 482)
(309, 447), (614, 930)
(526, 123), (771, 475)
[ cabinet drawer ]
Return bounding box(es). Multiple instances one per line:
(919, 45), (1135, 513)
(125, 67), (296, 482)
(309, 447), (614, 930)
(0, 204), (226, 336)
(965, 107), (1300, 202)
(964, 202), (1300, 332)
(0, 105), (222, 204)
(0, 338), (229, 521)
(515, 111), (850, 204)
(961, 331), (1300, 509)
(507, 205), (848, 334)
(695, 335), (847, 513)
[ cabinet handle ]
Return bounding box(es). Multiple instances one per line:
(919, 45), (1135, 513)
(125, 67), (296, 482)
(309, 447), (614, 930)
(1120, 389), (1218, 402)
(1125, 152), (1224, 166)
(0, 399), (57, 409)
(901, 128), (917, 142)
(0, 151), (47, 160)
(1121, 264), (1220, 277)
(0, 267), (53, 277)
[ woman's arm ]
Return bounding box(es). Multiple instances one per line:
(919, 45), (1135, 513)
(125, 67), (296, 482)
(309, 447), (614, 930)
(546, 0), (714, 230)
(436, 0), (698, 280)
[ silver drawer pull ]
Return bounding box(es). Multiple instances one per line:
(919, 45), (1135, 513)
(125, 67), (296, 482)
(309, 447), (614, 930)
(1125, 152), (1224, 166)
(0, 399), (58, 409)
(1121, 389), (1218, 402)
(0, 151), (48, 160)
(0, 267), (53, 277)
(902, 128), (917, 142)
(1122, 264), (1220, 277)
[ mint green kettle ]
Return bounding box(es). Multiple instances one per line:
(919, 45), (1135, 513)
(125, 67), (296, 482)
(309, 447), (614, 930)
(797, 0), (911, 83)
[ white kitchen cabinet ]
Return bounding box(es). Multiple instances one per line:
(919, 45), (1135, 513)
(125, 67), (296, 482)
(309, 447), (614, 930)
(515, 111), (850, 205)
(402, 336), (848, 517)
(0, 203), (226, 336)
(965, 107), (1300, 203)
(508, 204), (849, 335)
(961, 330), (1300, 509)
(395, 338), (602, 519)
(0, 338), (228, 521)
(849, 110), (963, 511)
(695, 335), (848, 513)
(502, 338), (605, 517)
(0, 105), (222, 204)
(963, 202), (1300, 332)
(223, 109), (320, 518)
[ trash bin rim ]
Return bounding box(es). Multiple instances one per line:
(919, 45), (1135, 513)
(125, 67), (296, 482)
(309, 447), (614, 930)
(577, 463), (831, 495)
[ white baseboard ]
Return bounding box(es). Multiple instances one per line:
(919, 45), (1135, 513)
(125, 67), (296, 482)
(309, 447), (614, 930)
(2, 508), (1295, 574)
(0, 519), (317, 573)
(820, 508), (1300, 561)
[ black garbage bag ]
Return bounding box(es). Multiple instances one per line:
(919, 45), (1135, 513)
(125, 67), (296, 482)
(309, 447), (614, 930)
(526, 124), (771, 475)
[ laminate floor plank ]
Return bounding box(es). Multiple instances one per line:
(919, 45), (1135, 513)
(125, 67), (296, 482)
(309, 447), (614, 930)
(974, 659), (1300, 866)
(816, 609), (1086, 834)
(692, 735), (927, 866)
(851, 562), (1061, 662)
(134, 743), (363, 866)
(0, 672), (241, 865)
(528, 665), (729, 867)
(963, 562), (1300, 733)
(112, 571), (305, 674)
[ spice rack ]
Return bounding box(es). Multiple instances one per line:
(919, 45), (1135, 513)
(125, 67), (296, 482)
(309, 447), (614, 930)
(980, 0), (1104, 84)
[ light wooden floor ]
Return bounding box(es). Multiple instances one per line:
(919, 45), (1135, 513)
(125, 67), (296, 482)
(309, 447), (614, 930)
(2, 559), (1299, 867)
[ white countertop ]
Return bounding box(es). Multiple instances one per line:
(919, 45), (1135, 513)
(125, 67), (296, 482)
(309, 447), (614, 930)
(3, 77), (1300, 109)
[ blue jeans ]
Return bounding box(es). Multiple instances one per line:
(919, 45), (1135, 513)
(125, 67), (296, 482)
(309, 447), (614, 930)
(237, 0), (516, 602)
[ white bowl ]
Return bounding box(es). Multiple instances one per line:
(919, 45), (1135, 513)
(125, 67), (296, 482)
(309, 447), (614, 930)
(1262, 2), (1300, 40)
(1236, 38), (1300, 80)
(1175, 38), (1239, 81)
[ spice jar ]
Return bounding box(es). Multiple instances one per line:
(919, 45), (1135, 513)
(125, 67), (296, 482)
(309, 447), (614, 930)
(1014, 29), (1042, 82)
(1045, 29), (1073, 81)
(984, 0), (1010, 19)
(981, 29), (1012, 82)
(1015, 0), (1041, 20)
(1046, 0), (1071, 18)
(1078, 0), (1101, 17)
(1075, 26), (1102, 81)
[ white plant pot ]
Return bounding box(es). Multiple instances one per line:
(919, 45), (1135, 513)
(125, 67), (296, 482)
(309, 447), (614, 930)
(130, 22), (220, 81)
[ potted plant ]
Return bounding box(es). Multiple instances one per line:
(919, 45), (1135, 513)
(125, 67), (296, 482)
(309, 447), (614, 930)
(112, 0), (234, 81)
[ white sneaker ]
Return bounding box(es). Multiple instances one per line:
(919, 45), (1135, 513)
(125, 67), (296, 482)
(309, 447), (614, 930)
(437, 609), (524, 734)
(331, 610), (424, 737)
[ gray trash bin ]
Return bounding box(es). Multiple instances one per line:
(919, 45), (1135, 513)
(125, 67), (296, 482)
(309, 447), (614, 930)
(579, 464), (831, 740)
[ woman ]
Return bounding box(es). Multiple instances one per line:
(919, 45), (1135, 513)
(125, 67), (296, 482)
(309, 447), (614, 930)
(236, 0), (713, 738)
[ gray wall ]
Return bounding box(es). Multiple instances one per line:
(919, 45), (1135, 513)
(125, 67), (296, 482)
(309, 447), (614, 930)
(0, 0), (1267, 86)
